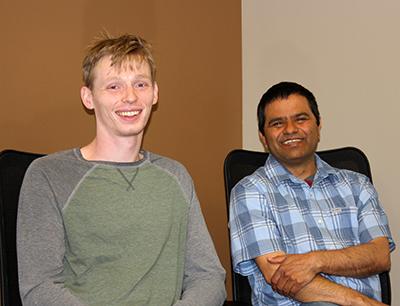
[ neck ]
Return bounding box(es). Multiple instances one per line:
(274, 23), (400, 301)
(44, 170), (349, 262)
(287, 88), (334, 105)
(81, 134), (143, 163)
(284, 157), (317, 180)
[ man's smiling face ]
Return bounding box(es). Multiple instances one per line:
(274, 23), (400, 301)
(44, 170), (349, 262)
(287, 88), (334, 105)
(81, 55), (158, 141)
(259, 93), (321, 170)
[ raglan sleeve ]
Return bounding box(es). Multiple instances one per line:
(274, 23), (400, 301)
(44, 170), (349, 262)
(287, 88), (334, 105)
(173, 175), (226, 306)
(17, 160), (86, 306)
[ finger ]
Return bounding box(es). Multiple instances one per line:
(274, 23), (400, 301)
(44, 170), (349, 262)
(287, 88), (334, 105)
(283, 280), (298, 297)
(272, 268), (289, 290)
(270, 267), (283, 287)
(275, 274), (291, 296)
(287, 282), (302, 296)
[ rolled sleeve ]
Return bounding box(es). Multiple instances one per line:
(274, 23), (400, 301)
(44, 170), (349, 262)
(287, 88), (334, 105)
(357, 177), (396, 251)
(229, 179), (283, 276)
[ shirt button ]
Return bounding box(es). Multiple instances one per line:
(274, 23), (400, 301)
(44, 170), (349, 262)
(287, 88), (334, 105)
(318, 219), (323, 224)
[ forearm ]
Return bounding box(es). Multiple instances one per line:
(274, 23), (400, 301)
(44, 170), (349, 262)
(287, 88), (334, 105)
(294, 275), (386, 306)
(312, 237), (390, 277)
(257, 254), (386, 306)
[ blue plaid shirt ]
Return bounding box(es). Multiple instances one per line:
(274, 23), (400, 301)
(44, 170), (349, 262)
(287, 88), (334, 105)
(229, 154), (395, 306)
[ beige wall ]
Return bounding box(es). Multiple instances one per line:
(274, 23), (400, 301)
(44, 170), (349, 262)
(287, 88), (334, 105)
(0, 0), (242, 300)
(243, 0), (399, 300)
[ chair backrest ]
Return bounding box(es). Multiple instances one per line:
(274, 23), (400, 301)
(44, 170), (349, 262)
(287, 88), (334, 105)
(224, 147), (391, 305)
(0, 150), (44, 306)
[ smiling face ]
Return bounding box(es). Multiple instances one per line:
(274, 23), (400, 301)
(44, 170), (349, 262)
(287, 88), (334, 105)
(81, 55), (158, 142)
(259, 93), (321, 174)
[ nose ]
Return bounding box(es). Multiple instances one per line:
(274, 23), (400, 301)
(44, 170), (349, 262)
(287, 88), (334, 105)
(284, 119), (298, 134)
(122, 86), (138, 104)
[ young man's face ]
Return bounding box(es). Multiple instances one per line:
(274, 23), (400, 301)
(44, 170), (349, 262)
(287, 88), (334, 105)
(81, 55), (158, 141)
(259, 93), (321, 170)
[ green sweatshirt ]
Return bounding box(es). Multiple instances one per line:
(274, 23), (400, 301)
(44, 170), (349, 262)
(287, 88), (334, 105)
(17, 149), (226, 306)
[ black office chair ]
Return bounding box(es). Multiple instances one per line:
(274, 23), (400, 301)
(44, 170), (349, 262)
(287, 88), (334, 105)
(224, 147), (391, 305)
(0, 150), (44, 306)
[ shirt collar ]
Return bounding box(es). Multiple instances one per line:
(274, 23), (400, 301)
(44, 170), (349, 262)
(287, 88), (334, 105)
(263, 153), (338, 186)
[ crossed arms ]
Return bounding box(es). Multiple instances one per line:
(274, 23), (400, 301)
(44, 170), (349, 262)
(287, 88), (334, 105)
(255, 237), (390, 306)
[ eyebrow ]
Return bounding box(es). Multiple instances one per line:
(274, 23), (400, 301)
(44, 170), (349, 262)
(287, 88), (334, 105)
(267, 117), (284, 126)
(133, 74), (152, 80)
(294, 112), (311, 118)
(103, 74), (152, 82)
(267, 112), (311, 125)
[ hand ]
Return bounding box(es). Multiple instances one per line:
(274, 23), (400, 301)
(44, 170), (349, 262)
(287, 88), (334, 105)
(268, 253), (319, 297)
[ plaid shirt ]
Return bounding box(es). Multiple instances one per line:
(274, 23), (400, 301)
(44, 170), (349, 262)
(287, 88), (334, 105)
(229, 154), (395, 306)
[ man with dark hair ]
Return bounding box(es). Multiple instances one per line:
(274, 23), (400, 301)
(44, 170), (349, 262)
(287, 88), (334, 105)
(17, 34), (226, 306)
(230, 81), (395, 305)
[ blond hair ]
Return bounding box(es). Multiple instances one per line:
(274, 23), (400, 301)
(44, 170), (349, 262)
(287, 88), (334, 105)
(82, 33), (156, 88)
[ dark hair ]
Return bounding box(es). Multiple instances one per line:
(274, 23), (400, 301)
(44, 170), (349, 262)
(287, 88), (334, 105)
(257, 81), (320, 135)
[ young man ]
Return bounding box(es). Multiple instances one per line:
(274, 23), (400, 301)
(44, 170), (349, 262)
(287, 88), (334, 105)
(17, 34), (226, 306)
(229, 82), (395, 306)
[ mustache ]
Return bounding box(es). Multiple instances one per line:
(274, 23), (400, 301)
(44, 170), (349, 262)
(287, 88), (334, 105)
(279, 134), (304, 142)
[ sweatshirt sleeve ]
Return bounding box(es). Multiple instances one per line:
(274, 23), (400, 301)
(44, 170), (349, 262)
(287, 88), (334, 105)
(173, 187), (226, 306)
(17, 161), (86, 306)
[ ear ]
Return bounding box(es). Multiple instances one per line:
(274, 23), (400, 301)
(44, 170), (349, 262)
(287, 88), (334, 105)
(317, 117), (322, 141)
(152, 82), (159, 105)
(258, 131), (269, 149)
(81, 86), (94, 110)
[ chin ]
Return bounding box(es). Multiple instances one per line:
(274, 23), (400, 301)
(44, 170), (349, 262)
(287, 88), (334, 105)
(116, 129), (144, 137)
